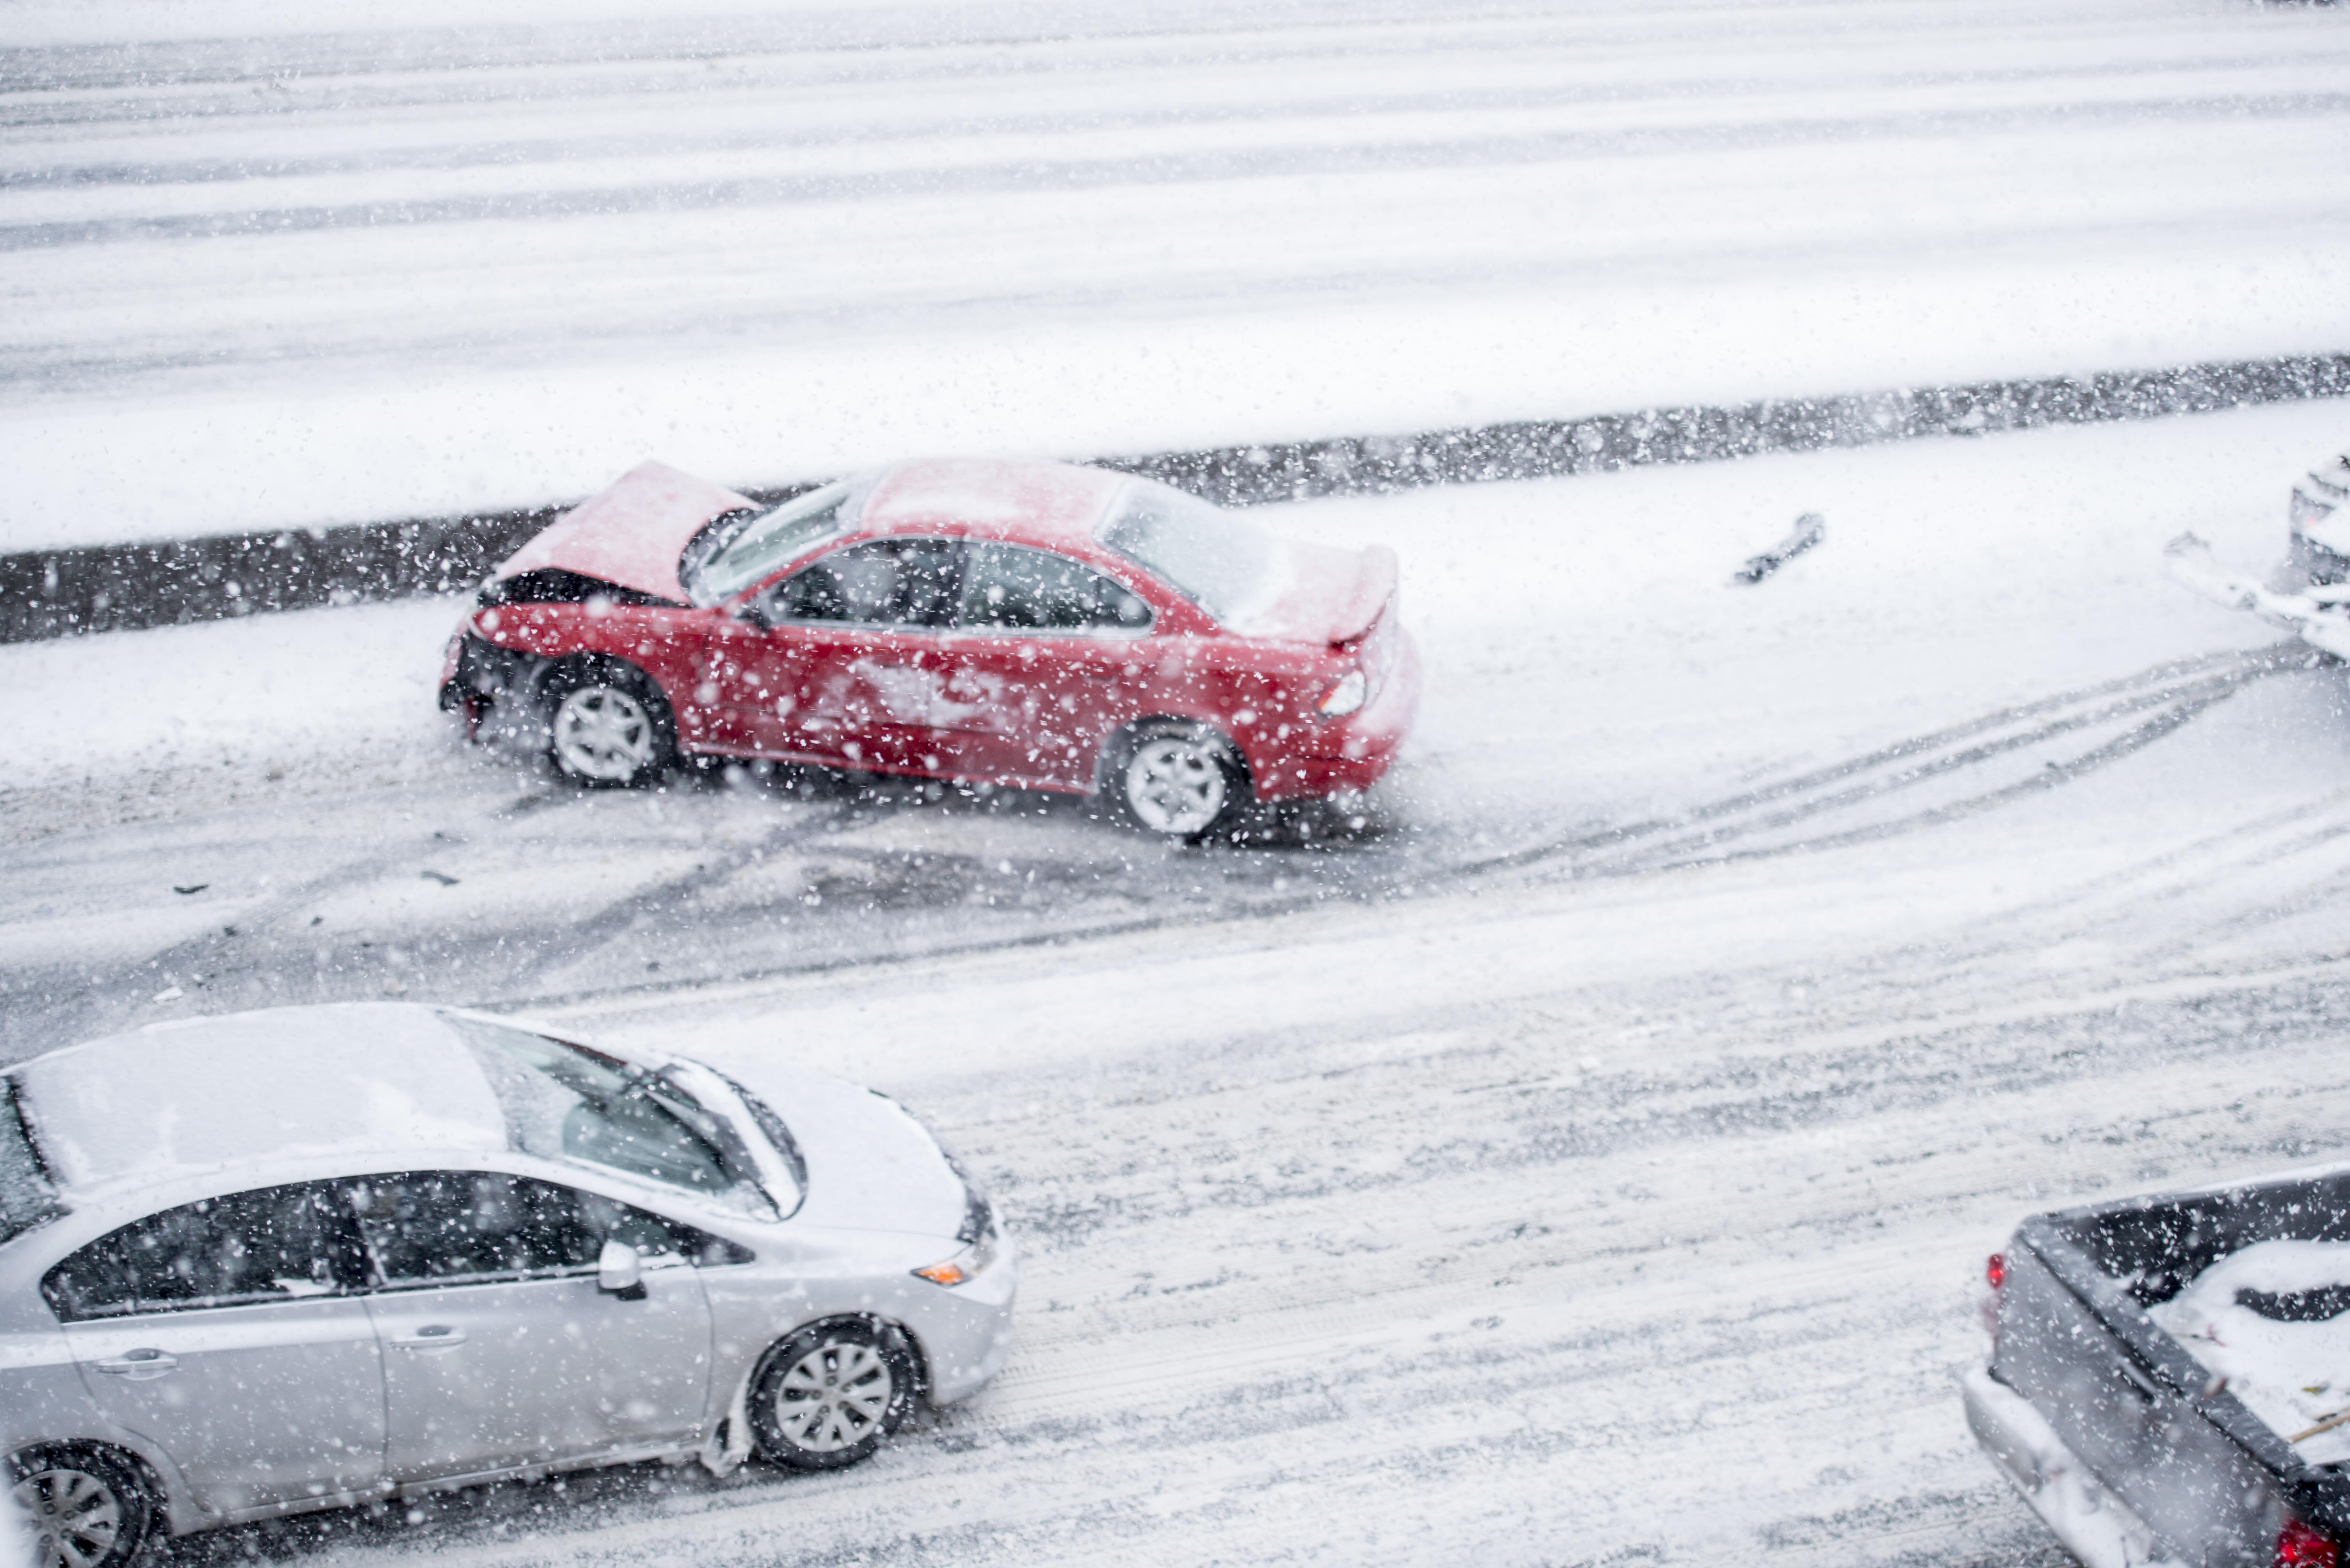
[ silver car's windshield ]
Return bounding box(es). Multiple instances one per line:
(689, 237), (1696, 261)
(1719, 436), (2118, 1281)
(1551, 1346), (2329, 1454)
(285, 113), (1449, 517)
(684, 479), (857, 604)
(1098, 478), (1284, 629)
(450, 1017), (780, 1220)
(0, 1079), (61, 1246)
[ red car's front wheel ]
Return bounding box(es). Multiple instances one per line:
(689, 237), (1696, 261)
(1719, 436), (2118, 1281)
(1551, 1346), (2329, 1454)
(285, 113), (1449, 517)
(544, 660), (676, 788)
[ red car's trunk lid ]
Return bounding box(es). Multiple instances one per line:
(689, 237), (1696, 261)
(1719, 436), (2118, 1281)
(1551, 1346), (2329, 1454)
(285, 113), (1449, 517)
(494, 461), (755, 604)
(1247, 541), (1399, 645)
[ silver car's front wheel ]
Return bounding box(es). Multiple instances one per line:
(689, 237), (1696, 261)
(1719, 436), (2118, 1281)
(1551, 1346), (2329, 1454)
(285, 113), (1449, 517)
(1116, 722), (1243, 837)
(8, 1448), (152, 1568)
(747, 1320), (916, 1471)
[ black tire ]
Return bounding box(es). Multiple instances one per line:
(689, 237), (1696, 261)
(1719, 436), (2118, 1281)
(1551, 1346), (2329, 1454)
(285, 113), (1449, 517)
(542, 658), (676, 788)
(745, 1318), (918, 1472)
(8, 1444), (158, 1568)
(1104, 719), (1249, 840)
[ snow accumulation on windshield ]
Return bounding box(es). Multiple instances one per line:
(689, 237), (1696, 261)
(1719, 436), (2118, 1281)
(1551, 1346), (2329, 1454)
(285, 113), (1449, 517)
(1098, 479), (1288, 629)
(2151, 1240), (2350, 1465)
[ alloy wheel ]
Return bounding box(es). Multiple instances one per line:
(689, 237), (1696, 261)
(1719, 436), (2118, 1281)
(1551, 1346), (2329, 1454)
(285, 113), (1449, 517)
(13, 1466), (124, 1568)
(771, 1338), (895, 1454)
(1124, 736), (1229, 834)
(552, 686), (655, 781)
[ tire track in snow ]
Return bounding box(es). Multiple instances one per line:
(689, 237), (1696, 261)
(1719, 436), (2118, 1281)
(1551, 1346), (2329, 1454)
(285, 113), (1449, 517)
(473, 643), (2308, 1018)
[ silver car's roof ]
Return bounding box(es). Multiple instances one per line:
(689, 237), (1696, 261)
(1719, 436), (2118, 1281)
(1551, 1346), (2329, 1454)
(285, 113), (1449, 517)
(11, 1003), (511, 1194)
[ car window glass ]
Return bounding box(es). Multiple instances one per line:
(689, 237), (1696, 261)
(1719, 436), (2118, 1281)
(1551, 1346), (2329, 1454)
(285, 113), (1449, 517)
(41, 1182), (368, 1322)
(959, 543), (1151, 634)
(1098, 479), (1285, 629)
(448, 1014), (777, 1220)
(685, 480), (857, 604)
(351, 1171), (696, 1286)
(0, 1079), (60, 1247)
(761, 538), (960, 629)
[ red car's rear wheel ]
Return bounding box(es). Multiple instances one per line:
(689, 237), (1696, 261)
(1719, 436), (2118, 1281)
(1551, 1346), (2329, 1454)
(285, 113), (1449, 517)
(1110, 720), (1247, 839)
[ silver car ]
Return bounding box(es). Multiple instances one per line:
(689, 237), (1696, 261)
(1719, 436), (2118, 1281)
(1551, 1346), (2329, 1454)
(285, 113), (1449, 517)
(0, 1004), (1017, 1568)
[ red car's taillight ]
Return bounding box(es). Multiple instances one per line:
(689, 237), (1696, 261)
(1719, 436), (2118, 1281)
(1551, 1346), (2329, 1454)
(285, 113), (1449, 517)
(2277, 1519), (2337, 1568)
(1318, 668), (1368, 716)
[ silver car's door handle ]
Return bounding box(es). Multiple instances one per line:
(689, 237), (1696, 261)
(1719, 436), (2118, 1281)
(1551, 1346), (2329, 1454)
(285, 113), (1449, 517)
(94, 1350), (178, 1379)
(390, 1325), (466, 1349)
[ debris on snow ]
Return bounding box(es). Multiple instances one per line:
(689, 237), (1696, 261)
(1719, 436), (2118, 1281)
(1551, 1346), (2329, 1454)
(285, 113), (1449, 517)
(1730, 514), (1825, 585)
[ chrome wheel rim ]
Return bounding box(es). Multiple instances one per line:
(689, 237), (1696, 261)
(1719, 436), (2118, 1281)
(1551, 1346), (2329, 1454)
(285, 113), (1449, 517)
(1125, 736), (1227, 834)
(772, 1338), (893, 1454)
(553, 686), (654, 780)
(14, 1466), (124, 1568)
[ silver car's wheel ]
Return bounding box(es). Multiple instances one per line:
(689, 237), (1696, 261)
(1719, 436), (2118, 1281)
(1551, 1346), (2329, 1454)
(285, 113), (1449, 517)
(747, 1320), (916, 1471)
(1118, 725), (1239, 837)
(8, 1449), (150, 1568)
(775, 1339), (892, 1451)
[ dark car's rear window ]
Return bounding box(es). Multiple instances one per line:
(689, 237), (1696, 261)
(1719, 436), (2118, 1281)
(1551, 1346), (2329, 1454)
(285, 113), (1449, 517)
(0, 1079), (62, 1247)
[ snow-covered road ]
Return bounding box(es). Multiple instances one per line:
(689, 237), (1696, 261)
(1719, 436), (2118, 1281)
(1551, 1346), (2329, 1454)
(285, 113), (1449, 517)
(4, 0), (2348, 547)
(9, 2), (2350, 1560)
(7, 400), (2350, 1565)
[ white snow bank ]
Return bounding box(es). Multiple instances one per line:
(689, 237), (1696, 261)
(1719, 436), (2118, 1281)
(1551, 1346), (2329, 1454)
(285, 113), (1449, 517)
(0, 594), (470, 813)
(9, 251), (2347, 556)
(5, 0), (2346, 552)
(2152, 1240), (2350, 1464)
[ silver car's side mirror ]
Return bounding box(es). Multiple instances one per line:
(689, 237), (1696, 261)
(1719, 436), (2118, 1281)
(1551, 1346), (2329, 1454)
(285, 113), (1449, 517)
(597, 1239), (646, 1300)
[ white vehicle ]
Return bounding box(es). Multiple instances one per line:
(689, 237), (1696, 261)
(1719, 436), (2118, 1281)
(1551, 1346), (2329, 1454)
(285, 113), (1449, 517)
(0, 1005), (1016, 1568)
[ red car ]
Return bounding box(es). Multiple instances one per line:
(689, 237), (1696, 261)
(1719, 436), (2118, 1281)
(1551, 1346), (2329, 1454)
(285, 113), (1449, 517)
(440, 457), (1419, 837)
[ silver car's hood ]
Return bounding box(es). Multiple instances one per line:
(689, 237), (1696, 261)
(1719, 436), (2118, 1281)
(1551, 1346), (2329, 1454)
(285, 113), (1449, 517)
(726, 1065), (967, 1242)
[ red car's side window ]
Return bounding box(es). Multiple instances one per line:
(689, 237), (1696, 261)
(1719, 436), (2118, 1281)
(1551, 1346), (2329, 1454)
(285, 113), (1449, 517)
(758, 538), (961, 629)
(958, 543), (1151, 635)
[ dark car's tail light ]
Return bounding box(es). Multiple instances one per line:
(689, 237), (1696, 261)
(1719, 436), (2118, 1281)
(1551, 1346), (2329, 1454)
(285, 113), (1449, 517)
(1986, 1253), (2006, 1290)
(2278, 1519), (2338, 1568)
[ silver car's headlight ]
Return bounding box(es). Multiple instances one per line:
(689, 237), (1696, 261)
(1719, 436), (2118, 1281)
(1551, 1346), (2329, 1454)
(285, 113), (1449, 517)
(912, 1225), (1000, 1288)
(913, 1188), (1001, 1287)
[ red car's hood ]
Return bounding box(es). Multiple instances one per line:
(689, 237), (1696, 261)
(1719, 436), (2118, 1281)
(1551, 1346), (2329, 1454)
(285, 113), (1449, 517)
(494, 461), (755, 604)
(1246, 541), (1399, 645)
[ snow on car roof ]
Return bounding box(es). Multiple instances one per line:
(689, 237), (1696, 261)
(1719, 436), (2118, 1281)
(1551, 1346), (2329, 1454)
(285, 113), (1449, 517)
(10, 1003), (510, 1194)
(859, 457), (1126, 549)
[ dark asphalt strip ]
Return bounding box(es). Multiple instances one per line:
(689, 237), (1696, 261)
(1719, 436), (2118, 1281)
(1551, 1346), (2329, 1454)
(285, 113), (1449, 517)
(5, 350), (2346, 644)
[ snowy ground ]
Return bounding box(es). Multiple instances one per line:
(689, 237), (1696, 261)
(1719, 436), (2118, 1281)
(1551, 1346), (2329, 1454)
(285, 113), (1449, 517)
(3, 0), (2348, 549)
(8, 401), (2350, 1565)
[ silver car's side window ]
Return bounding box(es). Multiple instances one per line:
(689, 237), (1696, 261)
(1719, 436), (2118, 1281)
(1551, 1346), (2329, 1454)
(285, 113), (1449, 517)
(350, 1171), (742, 1288)
(41, 1182), (368, 1322)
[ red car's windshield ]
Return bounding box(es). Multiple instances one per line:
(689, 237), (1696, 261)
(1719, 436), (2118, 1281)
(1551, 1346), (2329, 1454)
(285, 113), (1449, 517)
(1099, 479), (1285, 629)
(684, 479), (857, 604)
